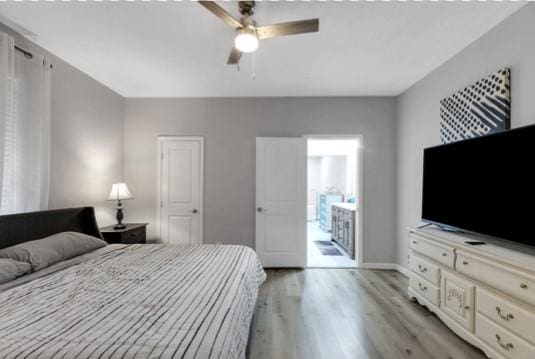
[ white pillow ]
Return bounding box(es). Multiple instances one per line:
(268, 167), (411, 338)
(0, 232), (107, 272)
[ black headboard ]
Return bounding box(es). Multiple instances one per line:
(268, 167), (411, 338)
(0, 207), (103, 250)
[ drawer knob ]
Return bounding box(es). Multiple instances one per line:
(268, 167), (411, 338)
(442, 253), (447, 257)
(495, 334), (514, 351)
(520, 283), (528, 289)
(464, 306), (470, 310)
(496, 307), (514, 321)
(417, 264), (428, 273)
(418, 283), (427, 291)
(462, 261), (468, 265)
(412, 240), (417, 244)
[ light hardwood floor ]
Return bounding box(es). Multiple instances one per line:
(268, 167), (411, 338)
(249, 269), (487, 359)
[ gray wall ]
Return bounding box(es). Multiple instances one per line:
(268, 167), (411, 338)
(396, 4), (535, 268)
(124, 97), (397, 264)
(0, 23), (124, 226)
(48, 59), (124, 226)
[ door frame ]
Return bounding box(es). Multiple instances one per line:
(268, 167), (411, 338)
(304, 134), (364, 268)
(156, 135), (205, 243)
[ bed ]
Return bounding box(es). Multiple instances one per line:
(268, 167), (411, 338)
(0, 207), (266, 359)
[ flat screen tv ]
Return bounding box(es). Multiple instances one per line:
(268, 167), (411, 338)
(422, 124), (535, 247)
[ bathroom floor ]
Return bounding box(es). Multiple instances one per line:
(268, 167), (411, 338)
(307, 221), (357, 268)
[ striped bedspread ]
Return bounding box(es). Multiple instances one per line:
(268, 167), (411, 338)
(0, 244), (266, 359)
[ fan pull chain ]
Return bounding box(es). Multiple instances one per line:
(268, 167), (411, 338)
(252, 52), (256, 80)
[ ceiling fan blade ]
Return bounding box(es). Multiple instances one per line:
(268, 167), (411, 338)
(256, 18), (319, 39)
(199, 1), (242, 29)
(227, 47), (242, 65)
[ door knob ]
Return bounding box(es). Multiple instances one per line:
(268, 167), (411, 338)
(257, 207), (263, 213)
(192, 209), (198, 214)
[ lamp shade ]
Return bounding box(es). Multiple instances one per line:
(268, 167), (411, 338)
(107, 183), (134, 201)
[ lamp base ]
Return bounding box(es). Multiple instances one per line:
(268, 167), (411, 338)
(115, 200), (126, 230)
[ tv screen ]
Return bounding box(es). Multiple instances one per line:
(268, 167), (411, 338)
(422, 124), (535, 247)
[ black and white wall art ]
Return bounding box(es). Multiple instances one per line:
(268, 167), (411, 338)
(440, 68), (511, 144)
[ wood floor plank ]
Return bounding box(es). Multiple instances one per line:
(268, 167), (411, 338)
(249, 294), (273, 359)
(284, 270), (302, 297)
(249, 269), (487, 359)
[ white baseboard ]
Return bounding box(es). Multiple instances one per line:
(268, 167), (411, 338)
(359, 262), (398, 270)
(359, 262), (410, 277)
(395, 264), (410, 277)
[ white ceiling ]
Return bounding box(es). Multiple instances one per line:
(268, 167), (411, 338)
(0, 1), (524, 97)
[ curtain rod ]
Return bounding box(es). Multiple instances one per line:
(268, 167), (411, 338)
(14, 44), (53, 69)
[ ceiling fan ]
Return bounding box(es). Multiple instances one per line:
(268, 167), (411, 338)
(199, 0), (319, 65)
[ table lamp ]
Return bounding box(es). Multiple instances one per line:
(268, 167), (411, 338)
(107, 183), (134, 230)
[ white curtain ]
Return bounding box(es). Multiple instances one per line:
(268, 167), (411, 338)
(0, 32), (51, 214)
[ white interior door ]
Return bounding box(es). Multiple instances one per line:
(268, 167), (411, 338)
(158, 137), (203, 245)
(256, 137), (306, 268)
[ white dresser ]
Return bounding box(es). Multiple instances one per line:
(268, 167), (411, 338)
(408, 228), (535, 359)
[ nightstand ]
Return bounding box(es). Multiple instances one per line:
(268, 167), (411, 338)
(100, 223), (148, 244)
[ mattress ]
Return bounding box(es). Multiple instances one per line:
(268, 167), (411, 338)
(0, 244), (266, 359)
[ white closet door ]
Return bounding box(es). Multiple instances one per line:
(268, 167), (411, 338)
(159, 137), (203, 245)
(256, 137), (306, 268)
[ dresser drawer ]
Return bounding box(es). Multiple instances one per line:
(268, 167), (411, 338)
(476, 313), (535, 359)
(477, 288), (535, 345)
(410, 273), (439, 307)
(410, 253), (440, 285)
(123, 227), (145, 244)
(101, 224), (148, 244)
(409, 234), (454, 268)
(457, 251), (535, 308)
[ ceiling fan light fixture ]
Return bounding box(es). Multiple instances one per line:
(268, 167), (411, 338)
(199, 1), (319, 65)
(234, 27), (259, 53)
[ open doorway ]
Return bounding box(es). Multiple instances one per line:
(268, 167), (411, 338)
(306, 137), (361, 268)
